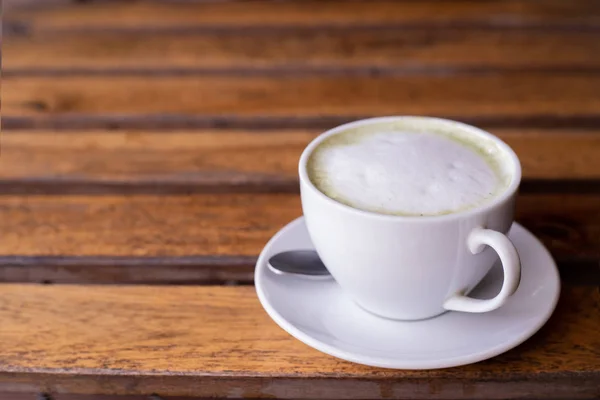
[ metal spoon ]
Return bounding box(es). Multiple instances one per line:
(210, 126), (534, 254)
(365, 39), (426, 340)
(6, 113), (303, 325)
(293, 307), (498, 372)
(268, 250), (331, 277)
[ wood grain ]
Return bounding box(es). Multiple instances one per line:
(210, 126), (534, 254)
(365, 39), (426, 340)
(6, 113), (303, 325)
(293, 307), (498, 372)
(0, 391), (150, 400)
(1, 130), (599, 195)
(0, 393), (38, 400)
(0, 191), (598, 284)
(4, 74), (600, 119)
(0, 193), (597, 256)
(0, 284), (598, 398)
(7, 0), (600, 31)
(1, 0), (599, 397)
(5, 28), (600, 73)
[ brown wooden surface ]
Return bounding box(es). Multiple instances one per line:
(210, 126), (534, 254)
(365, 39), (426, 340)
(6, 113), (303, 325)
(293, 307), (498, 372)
(0, 395), (151, 400)
(0, 193), (598, 258)
(0, 129), (598, 195)
(5, 74), (600, 119)
(0, 284), (599, 398)
(7, 0), (600, 30)
(5, 29), (600, 72)
(0, 193), (598, 284)
(0, 393), (38, 400)
(2, 0), (600, 398)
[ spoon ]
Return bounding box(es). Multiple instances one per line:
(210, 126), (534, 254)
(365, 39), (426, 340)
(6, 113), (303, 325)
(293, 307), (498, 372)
(268, 250), (331, 277)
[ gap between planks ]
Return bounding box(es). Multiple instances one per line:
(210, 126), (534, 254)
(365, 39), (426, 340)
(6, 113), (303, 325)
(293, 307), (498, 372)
(6, 115), (600, 132)
(6, 0), (600, 31)
(0, 255), (597, 285)
(0, 179), (599, 196)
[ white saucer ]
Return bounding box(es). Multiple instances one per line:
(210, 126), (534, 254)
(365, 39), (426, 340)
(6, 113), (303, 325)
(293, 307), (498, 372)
(255, 217), (560, 369)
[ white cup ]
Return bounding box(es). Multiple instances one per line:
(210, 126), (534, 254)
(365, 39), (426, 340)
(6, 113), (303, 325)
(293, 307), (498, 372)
(299, 116), (522, 320)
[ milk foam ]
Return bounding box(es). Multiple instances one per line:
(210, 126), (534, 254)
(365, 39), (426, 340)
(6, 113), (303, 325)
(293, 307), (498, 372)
(308, 128), (510, 216)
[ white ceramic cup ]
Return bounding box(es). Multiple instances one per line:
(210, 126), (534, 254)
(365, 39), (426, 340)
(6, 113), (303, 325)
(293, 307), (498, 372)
(299, 116), (522, 320)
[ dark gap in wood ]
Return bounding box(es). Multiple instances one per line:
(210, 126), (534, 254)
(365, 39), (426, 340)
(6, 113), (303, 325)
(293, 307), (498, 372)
(0, 179), (597, 196)
(5, 114), (600, 131)
(8, 23), (600, 36)
(520, 179), (600, 195)
(0, 254), (257, 267)
(0, 255), (596, 285)
(6, 66), (600, 77)
(0, 255), (257, 285)
(559, 258), (600, 286)
(0, 179), (300, 195)
(3, 20), (32, 36)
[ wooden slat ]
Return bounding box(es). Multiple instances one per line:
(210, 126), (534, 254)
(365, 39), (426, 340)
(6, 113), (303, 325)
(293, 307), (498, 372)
(0, 130), (308, 194)
(0, 284), (598, 399)
(0, 393), (38, 400)
(0, 194), (300, 257)
(0, 194), (597, 258)
(7, 0), (600, 30)
(5, 29), (600, 72)
(1, 129), (599, 195)
(0, 193), (598, 284)
(4, 74), (600, 119)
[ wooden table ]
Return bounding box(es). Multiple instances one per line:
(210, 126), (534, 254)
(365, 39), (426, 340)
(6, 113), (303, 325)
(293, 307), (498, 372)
(1, 1), (599, 399)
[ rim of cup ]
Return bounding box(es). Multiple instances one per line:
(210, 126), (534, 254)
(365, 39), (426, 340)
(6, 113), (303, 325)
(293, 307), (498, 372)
(298, 116), (522, 222)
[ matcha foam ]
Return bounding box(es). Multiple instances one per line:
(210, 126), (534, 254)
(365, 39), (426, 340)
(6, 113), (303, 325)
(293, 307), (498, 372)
(307, 123), (511, 216)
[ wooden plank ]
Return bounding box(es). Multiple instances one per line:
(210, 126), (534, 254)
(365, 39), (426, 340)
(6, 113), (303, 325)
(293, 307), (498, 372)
(0, 194), (302, 257)
(4, 74), (600, 119)
(5, 29), (600, 72)
(0, 393), (38, 400)
(0, 284), (598, 399)
(0, 193), (597, 258)
(6, 0), (600, 31)
(0, 130), (308, 194)
(1, 129), (599, 195)
(0, 193), (597, 284)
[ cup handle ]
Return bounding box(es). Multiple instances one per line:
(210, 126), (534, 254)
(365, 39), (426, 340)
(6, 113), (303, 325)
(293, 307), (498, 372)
(443, 227), (521, 313)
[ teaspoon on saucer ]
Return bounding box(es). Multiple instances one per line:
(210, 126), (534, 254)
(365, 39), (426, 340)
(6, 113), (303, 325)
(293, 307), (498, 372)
(268, 250), (331, 277)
